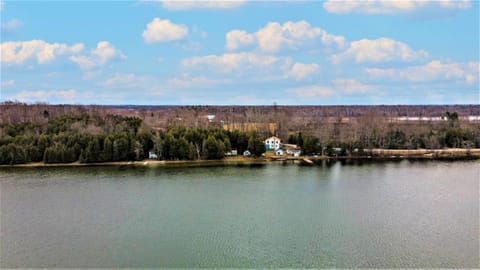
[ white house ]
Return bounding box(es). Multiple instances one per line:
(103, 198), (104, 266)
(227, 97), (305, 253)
(265, 136), (281, 150)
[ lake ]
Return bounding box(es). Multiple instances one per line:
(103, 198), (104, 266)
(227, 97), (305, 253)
(1, 160), (478, 268)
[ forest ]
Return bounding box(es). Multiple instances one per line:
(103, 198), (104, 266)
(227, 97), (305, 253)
(0, 102), (479, 165)
(0, 114), (266, 165)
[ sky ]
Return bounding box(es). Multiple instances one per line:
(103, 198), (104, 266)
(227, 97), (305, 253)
(0, 0), (479, 105)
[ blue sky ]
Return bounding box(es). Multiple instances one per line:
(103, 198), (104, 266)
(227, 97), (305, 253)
(1, 0), (478, 105)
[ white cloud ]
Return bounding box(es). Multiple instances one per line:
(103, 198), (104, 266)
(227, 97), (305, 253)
(161, 0), (245, 10)
(1, 80), (14, 87)
(82, 70), (103, 80)
(191, 25), (208, 39)
(181, 41), (202, 51)
(100, 73), (165, 97)
(226, 20), (345, 53)
(287, 78), (377, 99)
(331, 38), (428, 64)
(167, 74), (230, 88)
(103, 73), (137, 87)
(286, 85), (335, 98)
(226, 30), (256, 50)
(70, 41), (125, 70)
(7, 89), (93, 103)
(323, 0), (471, 14)
(288, 63), (320, 81)
(332, 79), (376, 93)
(182, 52), (291, 74)
(1, 40), (84, 65)
(182, 52), (321, 82)
(142, 18), (188, 43)
(367, 60), (479, 84)
(1, 19), (22, 33)
(101, 72), (151, 88)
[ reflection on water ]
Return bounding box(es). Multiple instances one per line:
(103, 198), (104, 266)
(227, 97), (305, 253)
(1, 160), (479, 268)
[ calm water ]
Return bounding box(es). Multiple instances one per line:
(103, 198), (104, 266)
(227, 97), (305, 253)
(1, 160), (478, 268)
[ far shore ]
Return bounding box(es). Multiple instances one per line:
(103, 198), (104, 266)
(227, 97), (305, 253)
(1, 148), (479, 168)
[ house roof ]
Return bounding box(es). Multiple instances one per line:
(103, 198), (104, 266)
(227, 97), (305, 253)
(265, 136), (281, 142)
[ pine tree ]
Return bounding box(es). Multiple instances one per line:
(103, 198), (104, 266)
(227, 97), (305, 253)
(113, 137), (129, 161)
(103, 137), (113, 162)
(247, 133), (265, 156)
(202, 135), (225, 160)
(83, 137), (101, 163)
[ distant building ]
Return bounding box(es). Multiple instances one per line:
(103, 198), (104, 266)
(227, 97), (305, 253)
(225, 149), (238, 156)
(395, 116), (446, 121)
(287, 149), (302, 157)
(207, 115), (215, 122)
(148, 151), (158, 159)
(243, 150), (252, 157)
(466, 116), (480, 121)
(265, 136), (281, 150)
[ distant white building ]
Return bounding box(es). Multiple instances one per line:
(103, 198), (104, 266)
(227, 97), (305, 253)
(466, 116), (480, 121)
(265, 136), (281, 150)
(225, 149), (238, 156)
(207, 114), (215, 122)
(148, 151), (158, 159)
(287, 149), (302, 157)
(396, 116), (446, 121)
(243, 150), (252, 157)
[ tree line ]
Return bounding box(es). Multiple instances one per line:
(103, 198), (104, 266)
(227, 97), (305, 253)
(288, 112), (480, 156)
(0, 114), (266, 165)
(1, 111), (479, 165)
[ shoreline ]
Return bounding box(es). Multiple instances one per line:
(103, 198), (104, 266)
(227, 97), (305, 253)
(1, 148), (479, 168)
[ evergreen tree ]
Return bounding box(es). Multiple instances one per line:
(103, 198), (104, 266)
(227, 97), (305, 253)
(188, 142), (197, 160)
(297, 132), (304, 148)
(185, 128), (203, 159)
(176, 137), (190, 160)
(202, 135), (225, 160)
(113, 136), (129, 161)
(82, 137), (101, 163)
(103, 137), (113, 161)
(153, 136), (164, 159)
(223, 138), (232, 152)
(163, 134), (176, 160)
(37, 134), (50, 158)
(247, 133), (265, 156)
(302, 136), (320, 155)
(136, 131), (154, 159)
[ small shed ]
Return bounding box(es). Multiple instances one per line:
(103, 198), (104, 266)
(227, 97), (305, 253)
(148, 151), (158, 159)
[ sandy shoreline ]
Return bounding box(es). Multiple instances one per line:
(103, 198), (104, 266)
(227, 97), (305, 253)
(1, 148), (479, 168)
(0, 157), (270, 168)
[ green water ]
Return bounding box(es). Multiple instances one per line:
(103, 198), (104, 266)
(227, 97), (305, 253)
(1, 160), (478, 268)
